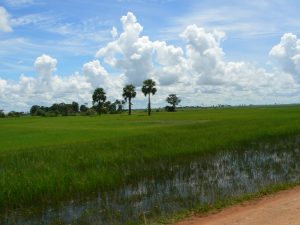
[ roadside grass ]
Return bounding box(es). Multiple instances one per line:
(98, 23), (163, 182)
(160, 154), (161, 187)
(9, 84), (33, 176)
(1, 106), (300, 209)
(151, 181), (300, 225)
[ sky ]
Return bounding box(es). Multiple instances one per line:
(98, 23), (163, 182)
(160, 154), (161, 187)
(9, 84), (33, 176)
(1, 0), (300, 112)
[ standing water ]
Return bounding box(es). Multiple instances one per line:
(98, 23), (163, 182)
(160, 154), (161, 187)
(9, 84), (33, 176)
(2, 136), (300, 224)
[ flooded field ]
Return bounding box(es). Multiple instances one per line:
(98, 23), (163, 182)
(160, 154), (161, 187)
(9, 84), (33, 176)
(2, 136), (300, 225)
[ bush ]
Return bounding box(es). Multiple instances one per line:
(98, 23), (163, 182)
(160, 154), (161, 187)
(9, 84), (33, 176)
(80, 105), (88, 113)
(165, 106), (175, 112)
(84, 108), (97, 116)
(45, 112), (59, 117)
(7, 111), (23, 117)
(36, 109), (46, 117)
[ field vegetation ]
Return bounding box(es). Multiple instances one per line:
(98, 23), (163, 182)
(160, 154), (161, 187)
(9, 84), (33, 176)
(1, 105), (300, 214)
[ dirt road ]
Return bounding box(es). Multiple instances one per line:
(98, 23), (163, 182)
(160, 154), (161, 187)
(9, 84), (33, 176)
(175, 186), (300, 225)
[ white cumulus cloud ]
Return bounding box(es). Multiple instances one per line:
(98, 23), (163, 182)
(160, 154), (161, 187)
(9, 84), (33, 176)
(0, 55), (93, 111)
(0, 7), (12, 32)
(270, 33), (300, 83)
(181, 25), (226, 85)
(34, 54), (57, 78)
(111, 26), (118, 39)
(1, 12), (300, 112)
(97, 12), (154, 85)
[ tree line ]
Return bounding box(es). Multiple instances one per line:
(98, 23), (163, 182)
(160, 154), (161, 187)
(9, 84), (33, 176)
(0, 79), (181, 118)
(92, 79), (181, 116)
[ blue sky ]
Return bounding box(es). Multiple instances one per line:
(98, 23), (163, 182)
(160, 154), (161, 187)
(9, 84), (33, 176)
(1, 0), (186, 78)
(2, 0), (299, 78)
(1, 0), (300, 111)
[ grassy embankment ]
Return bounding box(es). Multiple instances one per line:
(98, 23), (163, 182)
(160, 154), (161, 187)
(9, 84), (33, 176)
(1, 106), (300, 209)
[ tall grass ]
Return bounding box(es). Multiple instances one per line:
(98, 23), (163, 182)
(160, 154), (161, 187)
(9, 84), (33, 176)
(1, 106), (300, 209)
(2, 134), (300, 224)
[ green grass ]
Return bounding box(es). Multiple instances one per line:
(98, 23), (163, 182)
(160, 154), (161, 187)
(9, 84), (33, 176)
(1, 106), (300, 209)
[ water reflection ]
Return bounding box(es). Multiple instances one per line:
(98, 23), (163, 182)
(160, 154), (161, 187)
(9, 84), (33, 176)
(2, 137), (300, 225)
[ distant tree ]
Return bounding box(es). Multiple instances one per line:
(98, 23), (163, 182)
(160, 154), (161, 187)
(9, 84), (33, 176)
(0, 110), (5, 118)
(85, 108), (97, 116)
(110, 101), (122, 114)
(41, 106), (49, 112)
(36, 109), (46, 117)
(166, 94), (181, 112)
(48, 103), (60, 116)
(165, 106), (175, 112)
(142, 79), (157, 116)
(7, 111), (22, 117)
(47, 103), (74, 116)
(71, 101), (79, 113)
(114, 100), (123, 112)
(30, 102), (81, 117)
(121, 100), (126, 111)
(80, 104), (88, 113)
(49, 103), (59, 113)
(58, 103), (68, 116)
(30, 105), (41, 115)
(103, 101), (112, 114)
(92, 88), (106, 115)
(122, 84), (136, 115)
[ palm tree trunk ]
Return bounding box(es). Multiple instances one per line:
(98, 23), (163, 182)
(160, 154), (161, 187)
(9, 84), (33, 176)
(148, 94), (151, 116)
(129, 98), (131, 115)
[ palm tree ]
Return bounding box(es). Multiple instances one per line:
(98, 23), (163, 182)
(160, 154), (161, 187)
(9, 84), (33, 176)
(142, 79), (157, 116)
(122, 84), (136, 115)
(92, 87), (106, 115)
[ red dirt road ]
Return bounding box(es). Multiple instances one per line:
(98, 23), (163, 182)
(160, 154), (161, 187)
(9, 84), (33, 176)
(174, 186), (300, 225)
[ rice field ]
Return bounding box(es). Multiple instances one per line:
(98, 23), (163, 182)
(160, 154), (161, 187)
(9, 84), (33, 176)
(1, 106), (300, 224)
